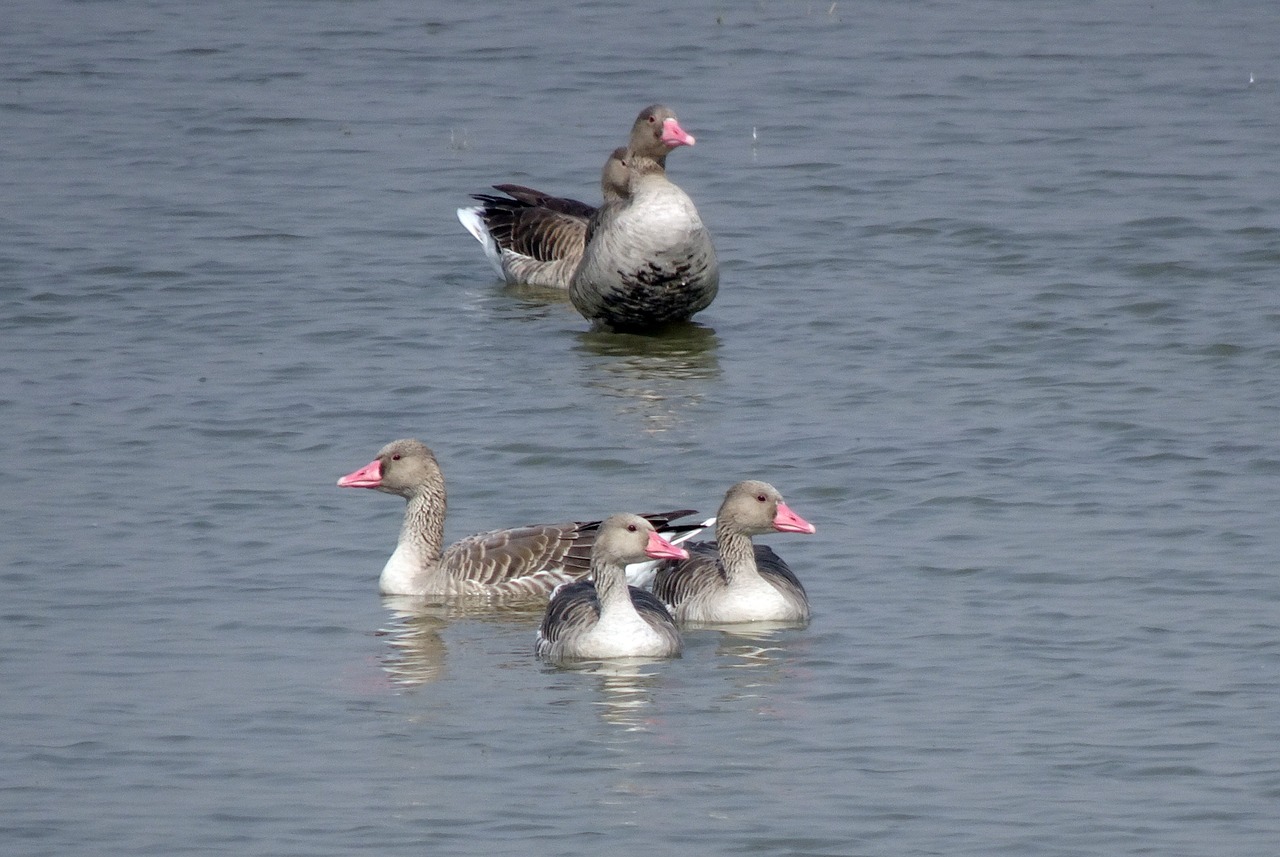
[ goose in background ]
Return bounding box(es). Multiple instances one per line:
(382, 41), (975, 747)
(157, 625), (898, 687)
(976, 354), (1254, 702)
(569, 103), (718, 330)
(536, 513), (688, 663)
(337, 439), (697, 598)
(652, 481), (815, 624)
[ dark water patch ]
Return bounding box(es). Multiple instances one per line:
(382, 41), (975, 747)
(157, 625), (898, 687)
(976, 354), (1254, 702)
(1193, 342), (1247, 357)
(222, 231), (306, 242)
(1123, 260), (1216, 281)
(1121, 215), (1207, 236)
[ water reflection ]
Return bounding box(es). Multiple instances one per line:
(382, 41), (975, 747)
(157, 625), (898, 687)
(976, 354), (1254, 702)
(680, 623), (813, 717)
(574, 323), (721, 433)
(544, 660), (666, 733)
(703, 621), (808, 673)
(587, 662), (663, 731)
(377, 595), (543, 689)
(499, 282), (576, 318)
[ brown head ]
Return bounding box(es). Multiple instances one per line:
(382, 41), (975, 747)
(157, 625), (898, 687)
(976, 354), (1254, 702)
(600, 146), (630, 203)
(626, 104), (696, 164)
(594, 513), (690, 568)
(337, 438), (444, 501)
(716, 481), (816, 538)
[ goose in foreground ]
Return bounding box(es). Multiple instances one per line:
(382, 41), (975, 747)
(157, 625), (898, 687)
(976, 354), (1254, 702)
(536, 514), (688, 663)
(457, 147), (630, 289)
(652, 481), (816, 624)
(337, 439), (697, 598)
(569, 103), (719, 330)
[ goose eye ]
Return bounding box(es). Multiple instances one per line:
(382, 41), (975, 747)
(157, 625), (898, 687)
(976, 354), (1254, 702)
(627, 523), (638, 532)
(391, 454), (401, 461)
(757, 494), (767, 502)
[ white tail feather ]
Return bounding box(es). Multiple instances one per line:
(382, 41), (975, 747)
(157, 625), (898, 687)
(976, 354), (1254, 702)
(456, 207), (505, 277)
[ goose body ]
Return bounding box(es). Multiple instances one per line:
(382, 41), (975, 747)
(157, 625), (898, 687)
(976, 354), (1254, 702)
(536, 514), (687, 662)
(459, 104), (717, 327)
(337, 439), (696, 598)
(458, 148), (629, 289)
(652, 481), (815, 624)
(569, 104), (718, 330)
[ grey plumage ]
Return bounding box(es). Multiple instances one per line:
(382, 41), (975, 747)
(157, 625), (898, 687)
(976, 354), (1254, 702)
(652, 481), (815, 624)
(458, 148), (629, 289)
(570, 105), (718, 330)
(338, 439), (695, 598)
(536, 513), (686, 662)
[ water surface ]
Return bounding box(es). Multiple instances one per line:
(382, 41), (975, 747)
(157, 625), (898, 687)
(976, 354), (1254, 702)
(3, 1), (1279, 854)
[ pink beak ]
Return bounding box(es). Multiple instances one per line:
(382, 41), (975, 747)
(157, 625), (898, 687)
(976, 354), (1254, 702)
(337, 459), (382, 489)
(645, 529), (690, 561)
(661, 117), (695, 148)
(773, 501), (816, 534)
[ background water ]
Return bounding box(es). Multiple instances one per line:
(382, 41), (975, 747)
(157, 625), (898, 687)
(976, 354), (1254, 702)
(3, 1), (1279, 854)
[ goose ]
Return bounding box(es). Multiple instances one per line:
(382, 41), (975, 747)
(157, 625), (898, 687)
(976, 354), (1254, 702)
(569, 104), (718, 330)
(536, 514), (687, 662)
(337, 439), (697, 598)
(651, 481), (815, 624)
(457, 147), (629, 289)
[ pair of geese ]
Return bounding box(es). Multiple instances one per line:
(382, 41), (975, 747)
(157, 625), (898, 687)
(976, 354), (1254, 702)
(457, 104), (719, 330)
(338, 439), (816, 664)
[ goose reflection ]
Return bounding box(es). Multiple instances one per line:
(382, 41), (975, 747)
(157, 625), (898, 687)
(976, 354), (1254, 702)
(499, 282), (577, 318)
(378, 594), (544, 689)
(677, 621), (810, 688)
(709, 622), (804, 669)
(695, 624), (811, 718)
(547, 660), (664, 732)
(574, 323), (721, 433)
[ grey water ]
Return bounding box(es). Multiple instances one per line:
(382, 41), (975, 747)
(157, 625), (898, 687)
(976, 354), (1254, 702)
(3, 1), (1279, 854)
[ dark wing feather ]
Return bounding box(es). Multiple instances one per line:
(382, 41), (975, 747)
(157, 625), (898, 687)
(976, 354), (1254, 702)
(442, 522), (585, 587)
(441, 510), (698, 591)
(537, 581), (600, 648)
(651, 541), (725, 607)
(630, 586), (677, 624)
(753, 544), (807, 597)
(468, 193), (590, 263)
(491, 184), (596, 219)
(639, 509), (699, 533)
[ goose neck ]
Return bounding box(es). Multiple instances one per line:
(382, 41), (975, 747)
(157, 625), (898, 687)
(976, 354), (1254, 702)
(714, 525), (758, 582)
(591, 562), (634, 613)
(399, 488), (445, 564)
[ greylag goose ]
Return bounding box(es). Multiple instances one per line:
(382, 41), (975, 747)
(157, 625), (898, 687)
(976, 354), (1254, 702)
(569, 104), (719, 330)
(457, 148), (630, 289)
(536, 514), (687, 662)
(652, 481), (815, 624)
(337, 439), (697, 598)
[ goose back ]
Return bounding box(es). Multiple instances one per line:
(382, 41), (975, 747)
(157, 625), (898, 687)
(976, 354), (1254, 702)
(458, 148), (630, 289)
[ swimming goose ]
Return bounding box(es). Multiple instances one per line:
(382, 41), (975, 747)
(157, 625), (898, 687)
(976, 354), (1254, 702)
(652, 481), (815, 624)
(337, 439), (697, 598)
(569, 104), (719, 330)
(536, 514), (687, 662)
(457, 147), (630, 289)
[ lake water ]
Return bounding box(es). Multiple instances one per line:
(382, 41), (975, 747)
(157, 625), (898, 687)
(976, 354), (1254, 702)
(3, 1), (1279, 855)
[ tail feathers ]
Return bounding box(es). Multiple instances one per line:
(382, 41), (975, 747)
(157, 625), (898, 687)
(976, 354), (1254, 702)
(456, 206), (506, 278)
